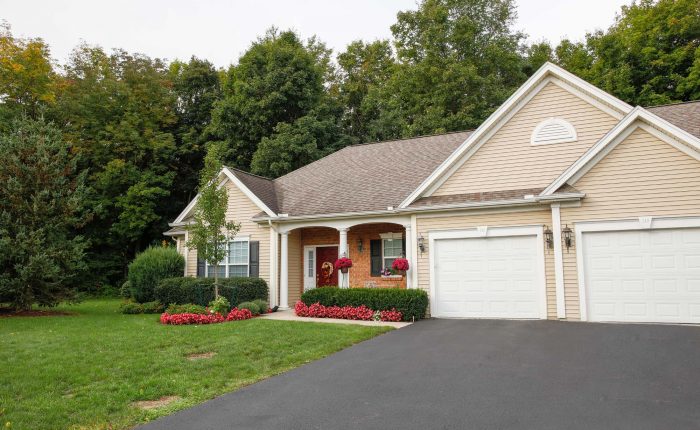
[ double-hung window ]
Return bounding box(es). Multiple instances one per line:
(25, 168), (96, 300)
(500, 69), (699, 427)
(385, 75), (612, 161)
(380, 233), (404, 269)
(206, 239), (249, 278)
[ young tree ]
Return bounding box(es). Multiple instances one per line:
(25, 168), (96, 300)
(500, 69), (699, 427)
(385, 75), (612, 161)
(186, 143), (240, 297)
(0, 118), (89, 310)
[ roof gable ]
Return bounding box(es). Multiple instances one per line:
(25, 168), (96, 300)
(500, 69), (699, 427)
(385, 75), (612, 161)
(542, 107), (700, 195)
(398, 62), (633, 208)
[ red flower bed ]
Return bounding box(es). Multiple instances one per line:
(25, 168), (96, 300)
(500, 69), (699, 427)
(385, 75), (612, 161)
(294, 301), (402, 322)
(160, 308), (254, 325)
(334, 257), (353, 270)
(391, 257), (409, 272)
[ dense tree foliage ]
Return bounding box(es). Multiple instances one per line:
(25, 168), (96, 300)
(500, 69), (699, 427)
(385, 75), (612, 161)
(1, 0), (699, 297)
(0, 118), (89, 309)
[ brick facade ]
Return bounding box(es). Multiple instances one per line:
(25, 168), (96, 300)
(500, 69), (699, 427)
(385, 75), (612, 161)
(294, 223), (407, 291)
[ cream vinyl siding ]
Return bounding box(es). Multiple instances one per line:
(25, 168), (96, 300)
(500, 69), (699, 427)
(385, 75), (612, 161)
(186, 181), (271, 288)
(560, 127), (700, 320)
(286, 229), (303, 305)
(433, 82), (619, 196)
(416, 209), (558, 319)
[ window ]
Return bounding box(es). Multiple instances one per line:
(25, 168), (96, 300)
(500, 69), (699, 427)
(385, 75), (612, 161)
(382, 237), (403, 269)
(206, 240), (249, 278)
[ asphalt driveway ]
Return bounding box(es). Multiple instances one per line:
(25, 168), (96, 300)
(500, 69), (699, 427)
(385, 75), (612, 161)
(139, 319), (700, 430)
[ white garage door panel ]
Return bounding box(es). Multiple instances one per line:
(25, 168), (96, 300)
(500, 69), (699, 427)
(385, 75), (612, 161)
(434, 235), (542, 319)
(583, 228), (700, 323)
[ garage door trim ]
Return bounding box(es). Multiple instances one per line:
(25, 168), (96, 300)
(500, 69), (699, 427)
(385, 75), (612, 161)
(576, 216), (700, 321)
(429, 225), (547, 319)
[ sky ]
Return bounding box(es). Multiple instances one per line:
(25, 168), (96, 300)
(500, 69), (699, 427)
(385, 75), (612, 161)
(1, 0), (630, 68)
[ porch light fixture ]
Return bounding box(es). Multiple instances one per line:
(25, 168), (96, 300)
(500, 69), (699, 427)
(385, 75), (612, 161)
(562, 225), (574, 251)
(357, 238), (363, 253)
(418, 234), (425, 254)
(544, 226), (554, 249)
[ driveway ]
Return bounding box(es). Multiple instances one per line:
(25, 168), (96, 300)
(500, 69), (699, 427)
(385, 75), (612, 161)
(139, 319), (700, 430)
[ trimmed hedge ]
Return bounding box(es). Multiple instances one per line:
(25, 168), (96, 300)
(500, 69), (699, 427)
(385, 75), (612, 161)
(300, 287), (428, 321)
(154, 277), (268, 307)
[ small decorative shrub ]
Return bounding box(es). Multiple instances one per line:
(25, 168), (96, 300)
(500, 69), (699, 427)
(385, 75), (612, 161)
(154, 277), (268, 307)
(128, 247), (185, 303)
(208, 296), (230, 315)
(226, 308), (253, 321)
(238, 301), (261, 315)
(300, 287), (427, 321)
(120, 281), (132, 299)
(119, 300), (164, 314)
(252, 299), (269, 313)
(165, 303), (207, 315)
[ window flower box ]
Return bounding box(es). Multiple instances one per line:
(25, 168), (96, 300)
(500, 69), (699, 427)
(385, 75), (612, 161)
(381, 274), (403, 280)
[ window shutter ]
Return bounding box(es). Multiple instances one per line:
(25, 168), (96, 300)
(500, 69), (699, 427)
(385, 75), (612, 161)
(402, 237), (406, 257)
(249, 241), (259, 277)
(196, 257), (205, 277)
(370, 239), (382, 276)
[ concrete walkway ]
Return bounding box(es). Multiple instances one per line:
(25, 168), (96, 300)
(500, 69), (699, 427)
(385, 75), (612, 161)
(259, 309), (411, 328)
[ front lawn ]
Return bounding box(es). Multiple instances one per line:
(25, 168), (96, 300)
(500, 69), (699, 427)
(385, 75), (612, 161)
(0, 299), (392, 429)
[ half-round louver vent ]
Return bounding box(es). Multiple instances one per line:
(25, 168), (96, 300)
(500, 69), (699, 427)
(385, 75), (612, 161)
(531, 118), (577, 145)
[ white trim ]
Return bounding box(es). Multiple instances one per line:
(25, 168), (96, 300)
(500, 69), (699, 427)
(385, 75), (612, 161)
(428, 225), (548, 320)
(379, 232), (403, 240)
(531, 117), (577, 146)
(550, 204), (566, 318)
(173, 177), (229, 224)
(276, 215), (411, 234)
(221, 168), (276, 217)
(574, 215), (700, 321)
(542, 107), (700, 195)
(279, 232), (289, 309)
(269, 226), (278, 307)
(183, 230), (189, 276)
(399, 62), (632, 208)
(410, 215), (419, 290)
(204, 238), (251, 278)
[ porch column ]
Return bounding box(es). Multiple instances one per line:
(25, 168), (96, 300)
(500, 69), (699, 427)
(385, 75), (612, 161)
(404, 223), (413, 289)
(280, 231), (289, 309)
(551, 203), (566, 319)
(338, 227), (349, 288)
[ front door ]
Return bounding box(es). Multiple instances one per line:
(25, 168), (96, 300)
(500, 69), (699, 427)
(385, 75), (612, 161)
(315, 246), (339, 287)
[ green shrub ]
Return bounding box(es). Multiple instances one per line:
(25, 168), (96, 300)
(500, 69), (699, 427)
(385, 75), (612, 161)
(154, 277), (268, 307)
(252, 299), (269, 313)
(165, 303), (207, 315)
(238, 301), (261, 315)
(120, 281), (132, 299)
(119, 300), (164, 314)
(209, 296), (230, 314)
(128, 247), (185, 303)
(119, 301), (143, 314)
(300, 288), (428, 321)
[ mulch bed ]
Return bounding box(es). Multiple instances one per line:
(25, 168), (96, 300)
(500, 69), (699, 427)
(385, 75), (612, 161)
(0, 308), (75, 318)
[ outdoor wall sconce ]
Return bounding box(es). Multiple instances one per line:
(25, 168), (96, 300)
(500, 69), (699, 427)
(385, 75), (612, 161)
(418, 234), (425, 254)
(544, 226), (554, 249)
(562, 224), (574, 251)
(357, 238), (363, 253)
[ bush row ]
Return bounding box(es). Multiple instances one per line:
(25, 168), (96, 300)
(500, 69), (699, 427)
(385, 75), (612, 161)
(128, 247), (185, 303)
(300, 287), (428, 321)
(154, 277), (268, 307)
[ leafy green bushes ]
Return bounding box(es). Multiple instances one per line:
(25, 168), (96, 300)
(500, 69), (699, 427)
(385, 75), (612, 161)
(300, 288), (428, 321)
(165, 303), (207, 315)
(154, 277), (268, 307)
(208, 296), (231, 314)
(238, 301), (261, 315)
(119, 301), (164, 314)
(128, 247), (185, 303)
(252, 299), (269, 313)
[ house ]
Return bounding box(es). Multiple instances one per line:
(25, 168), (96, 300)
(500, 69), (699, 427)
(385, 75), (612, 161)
(166, 62), (700, 324)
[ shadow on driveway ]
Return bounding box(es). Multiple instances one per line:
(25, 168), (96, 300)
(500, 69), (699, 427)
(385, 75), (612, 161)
(138, 319), (700, 430)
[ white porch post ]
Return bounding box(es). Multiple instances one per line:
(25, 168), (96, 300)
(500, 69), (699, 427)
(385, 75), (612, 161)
(551, 203), (566, 319)
(404, 223), (413, 289)
(280, 231), (289, 309)
(269, 227), (278, 307)
(338, 227), (349, 288)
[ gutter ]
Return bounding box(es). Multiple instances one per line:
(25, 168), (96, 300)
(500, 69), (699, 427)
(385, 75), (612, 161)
(252, 192), (585, 223)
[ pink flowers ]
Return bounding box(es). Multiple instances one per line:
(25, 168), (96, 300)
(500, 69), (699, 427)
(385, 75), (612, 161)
(334, 257), (353, 270)
(160, 307), (253, 325)
(391, 258), (409, 272)
(295, 301), (402, 322)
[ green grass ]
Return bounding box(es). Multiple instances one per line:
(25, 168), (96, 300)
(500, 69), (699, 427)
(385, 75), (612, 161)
(0, 299), (392, 430)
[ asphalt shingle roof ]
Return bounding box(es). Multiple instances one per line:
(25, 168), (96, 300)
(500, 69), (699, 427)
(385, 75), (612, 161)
(647, 100), (700, 138)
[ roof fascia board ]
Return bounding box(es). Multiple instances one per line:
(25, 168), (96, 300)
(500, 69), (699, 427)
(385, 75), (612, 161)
(222, 167), (277, 217)
(542, 107), (700, 194)
(399, 62), (632, 207)
(173, 175), (229, 223)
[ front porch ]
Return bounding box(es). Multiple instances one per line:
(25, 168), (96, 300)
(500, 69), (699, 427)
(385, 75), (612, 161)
(276, 220), (416, 308)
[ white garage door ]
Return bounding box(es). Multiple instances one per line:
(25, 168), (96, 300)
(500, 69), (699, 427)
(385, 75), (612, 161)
(582, 228), (700, 323)
(433, 235), (544, 319)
